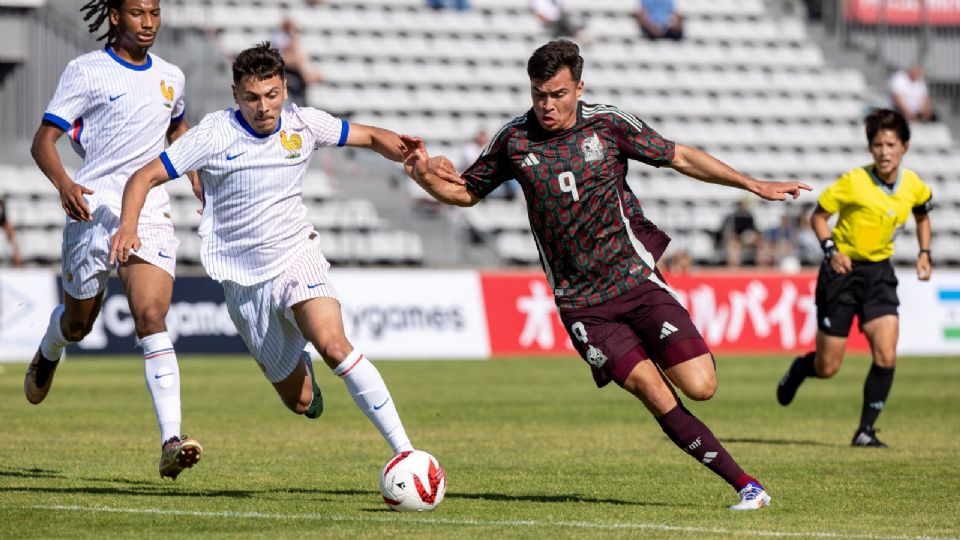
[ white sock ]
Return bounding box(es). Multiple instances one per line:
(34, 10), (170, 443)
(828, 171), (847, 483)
(333, 350), (413, 454)
(39, 304), (69, 361)
(141, 332), (182, 446)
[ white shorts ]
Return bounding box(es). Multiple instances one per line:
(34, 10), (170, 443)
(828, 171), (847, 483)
(61, 207), (178, 300)
(222, 234), (339, 383)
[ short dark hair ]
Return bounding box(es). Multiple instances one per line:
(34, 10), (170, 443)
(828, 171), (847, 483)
(865, 108), (910, 144)
(527, 40), (584, 83)
(232, 42), (285, 86)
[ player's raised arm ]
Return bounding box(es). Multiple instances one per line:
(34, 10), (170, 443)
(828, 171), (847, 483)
(401, 135), (479, 207)
(109, 158), (171, 265)
(31, 122), (94, 222)
(669, 143), (812, 201)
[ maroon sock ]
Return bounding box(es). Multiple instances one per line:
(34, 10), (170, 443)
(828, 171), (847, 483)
(656, 405), (758, 491)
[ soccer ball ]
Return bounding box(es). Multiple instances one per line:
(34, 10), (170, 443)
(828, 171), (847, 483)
(379, 450), (446, 512)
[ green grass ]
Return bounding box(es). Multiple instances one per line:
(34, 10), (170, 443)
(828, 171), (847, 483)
(1, 355), (958, 539)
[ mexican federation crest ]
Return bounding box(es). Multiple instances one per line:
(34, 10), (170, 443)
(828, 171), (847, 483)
(585, 345), (608, 368)
(581, 133), (605, 162)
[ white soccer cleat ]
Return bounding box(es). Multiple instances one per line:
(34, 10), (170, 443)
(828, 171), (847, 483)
(729, 482), (771, 510)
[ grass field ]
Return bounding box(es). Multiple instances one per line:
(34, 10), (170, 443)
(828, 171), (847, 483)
(1, 354), (958, 539)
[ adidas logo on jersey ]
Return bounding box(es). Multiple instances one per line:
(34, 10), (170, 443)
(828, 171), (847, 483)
(659, 321), (678, 339)
(522, 153), (540, 167)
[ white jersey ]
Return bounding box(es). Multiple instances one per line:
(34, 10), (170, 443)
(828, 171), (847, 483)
(160, 105), (348, 285)
(43, 47), (186, 224)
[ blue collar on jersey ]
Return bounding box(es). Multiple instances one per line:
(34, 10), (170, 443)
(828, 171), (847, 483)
(234, 109), (282, 139)
(104, 46), (153, 71)
(865, 164), (902, 196)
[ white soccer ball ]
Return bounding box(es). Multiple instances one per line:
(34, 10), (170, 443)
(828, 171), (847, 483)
(379, 450), (446, 512)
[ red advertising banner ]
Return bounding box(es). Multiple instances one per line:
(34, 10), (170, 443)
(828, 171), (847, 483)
(845, 0), (960, 26)
(480, 271), (870, 357)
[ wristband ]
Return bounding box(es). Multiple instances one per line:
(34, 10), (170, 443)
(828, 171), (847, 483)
(919, 249), (931, 262)
(821, 238), (838, 260)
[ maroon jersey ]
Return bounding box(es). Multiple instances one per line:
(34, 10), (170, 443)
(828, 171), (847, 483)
(463, 102), (675, 309)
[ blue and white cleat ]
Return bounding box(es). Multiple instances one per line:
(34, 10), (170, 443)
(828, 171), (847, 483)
(729, 482), (771, 510)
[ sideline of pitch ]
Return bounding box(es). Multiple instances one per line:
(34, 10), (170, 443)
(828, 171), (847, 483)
(23, 504), (956, 540)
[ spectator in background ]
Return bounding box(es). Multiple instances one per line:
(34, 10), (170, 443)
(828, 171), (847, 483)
(718, 197), (762, 267)
(531, 0), (584, 40)
(889, 63), (936, 123)
(661, 248), (692, 276)
(271, 18), (323, 107)
(426, 0), (470, 10)
(0, 196), (22, 267)
(760, 212), (796, 268)
(636, 0), (683, 41)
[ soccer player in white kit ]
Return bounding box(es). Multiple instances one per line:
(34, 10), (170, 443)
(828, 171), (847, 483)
(110, 43), (428, 458)
(25, 0), (202, 480)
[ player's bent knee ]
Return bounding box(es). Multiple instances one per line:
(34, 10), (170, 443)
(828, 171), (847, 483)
(62, 320), (92, 342)
(680, 377), (716, 401)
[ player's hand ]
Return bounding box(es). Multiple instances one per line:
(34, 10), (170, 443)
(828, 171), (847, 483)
(753, 181), (812, 201)
(429, 156), (464, 185)
(917, 252), (932, 281)
(58, 180), (94, 221)
(829, 251), (853, 274)
(109, 226), (142, 265)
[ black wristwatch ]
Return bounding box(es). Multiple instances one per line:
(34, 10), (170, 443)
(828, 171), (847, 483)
(821, 238), (838, 260)
(919, 248), (932, 262)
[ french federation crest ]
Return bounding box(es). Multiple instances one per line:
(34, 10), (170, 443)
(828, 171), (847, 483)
(280, 130), (303, 159)
(585, 345), (608, 368)
(581, 134), (605, 162)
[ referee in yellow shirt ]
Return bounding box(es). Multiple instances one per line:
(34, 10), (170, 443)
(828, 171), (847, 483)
(776, 109), (933, 447)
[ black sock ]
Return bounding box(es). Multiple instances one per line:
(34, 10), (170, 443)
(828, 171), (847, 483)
(859, 364), (895, 430)
(795, 351), (817, 378)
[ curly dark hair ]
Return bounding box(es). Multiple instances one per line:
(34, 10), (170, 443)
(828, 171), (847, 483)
(80, 0), (126, 42)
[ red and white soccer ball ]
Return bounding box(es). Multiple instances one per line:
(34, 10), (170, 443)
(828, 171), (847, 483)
(379, 450), (446, 512)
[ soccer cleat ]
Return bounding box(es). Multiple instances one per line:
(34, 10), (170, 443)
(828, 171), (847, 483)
(776, 356), (807, 406)
(24, 348), (61, 405)
(851, 427), (888, 448)
(729, 482), (771, 510)
(302, 351), (324, 419)
(159, 436), (203, 480)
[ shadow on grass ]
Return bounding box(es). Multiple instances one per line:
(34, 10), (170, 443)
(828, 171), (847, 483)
(723, 437), (836, 447)
(3, 485), (257, 498)
(0, 468), (65, 480)
(307, 489), (683, 508)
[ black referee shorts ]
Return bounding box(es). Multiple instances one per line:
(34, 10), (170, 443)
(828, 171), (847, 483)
(815, 258), (899, 337)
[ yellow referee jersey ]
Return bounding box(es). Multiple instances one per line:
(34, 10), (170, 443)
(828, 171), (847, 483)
(818, 165), (932, 262)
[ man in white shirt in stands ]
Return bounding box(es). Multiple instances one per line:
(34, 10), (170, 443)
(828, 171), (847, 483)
(110, 42), (436, 459)
(889, 63), (936, 123)
(26, 0), (202, 481)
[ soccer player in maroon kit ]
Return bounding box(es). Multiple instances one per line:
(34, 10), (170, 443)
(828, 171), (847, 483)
(403, 40), (812, 509)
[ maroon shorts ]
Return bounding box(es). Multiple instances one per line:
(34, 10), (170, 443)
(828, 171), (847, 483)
(558, 277), (710, 388)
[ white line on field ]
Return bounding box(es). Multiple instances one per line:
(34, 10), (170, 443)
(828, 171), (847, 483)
(23, 505), (956, 540)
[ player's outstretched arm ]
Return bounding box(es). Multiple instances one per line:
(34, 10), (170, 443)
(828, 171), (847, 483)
(345, 123), (409, 162)
(401, 135), (479, 207)
(915, 212), (932, 280)
(31, 123), (94, 222)
(109, 158), (171, 265)
(669, 144), (811, 201)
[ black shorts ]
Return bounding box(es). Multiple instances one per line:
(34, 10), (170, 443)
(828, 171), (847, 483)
(815, 258), (899, 337)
